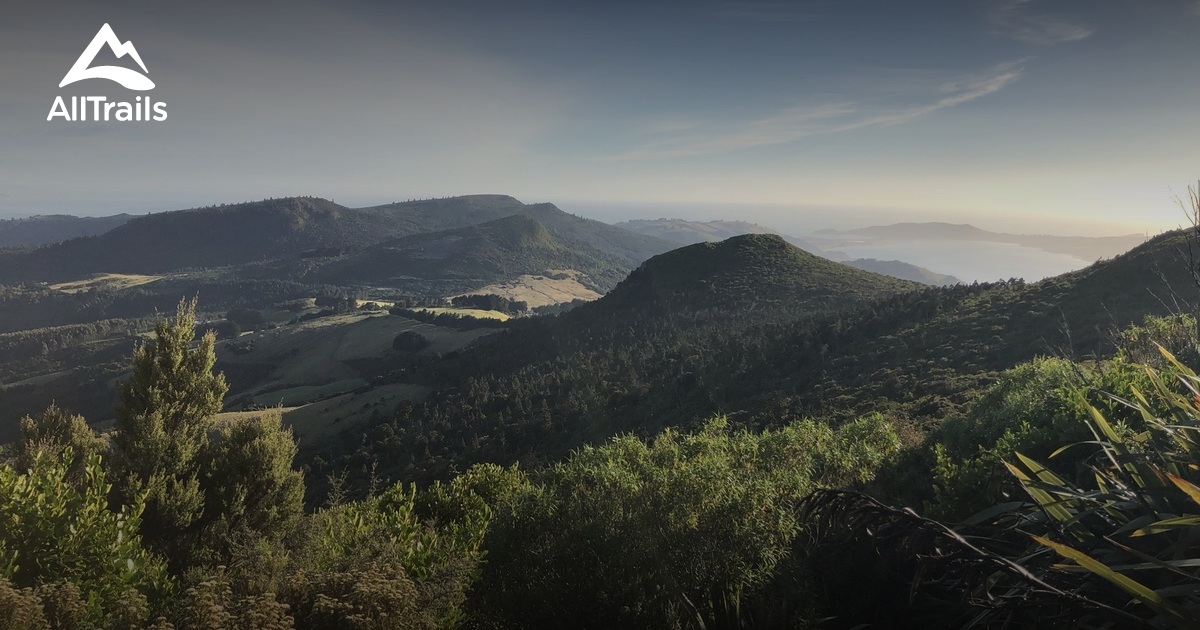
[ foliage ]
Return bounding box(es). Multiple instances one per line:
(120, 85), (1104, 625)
(194, 411), (305, 567)
(450, 294), (527, 314)
(110, 297), (229, 565)
(928, 315), (1195, 521)
(0, 450), (170, 627)
(225, 308), (267, 331)
(283, 481), (490, 628)
(10, 403), (106, 486)
(797, 489), (1143, 628)
(991, 348), (1200, 626)
(473, 416), (900, 628)
(392, 330), (431, 353)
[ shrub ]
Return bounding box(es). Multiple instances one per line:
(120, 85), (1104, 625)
(0, 450), (170, 627)
(474, 415), (900, 628)
(392, 331), (430, 353)
(10, 403), (105, 486)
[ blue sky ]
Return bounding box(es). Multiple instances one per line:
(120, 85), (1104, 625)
(1, 0), (1197, 235)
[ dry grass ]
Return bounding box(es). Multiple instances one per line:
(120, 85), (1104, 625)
(49, 273), (163, 294)
(456, 269), (602, 308)
(419, 307), (511, 321)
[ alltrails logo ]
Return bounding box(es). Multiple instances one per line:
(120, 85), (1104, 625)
(47, 23), (168, 122)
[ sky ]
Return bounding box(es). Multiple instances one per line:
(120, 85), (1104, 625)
(1, 0), (1197, 236)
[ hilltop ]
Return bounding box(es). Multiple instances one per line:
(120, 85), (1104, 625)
(616, 217), (961, 284)
(615, 218), (840, 258)
(316, 227), (1200, 484)
(0, 197), (404, 283)
(0, 195), (673, 287)
(592, 233), (920, 317)
(0, 213), (133, 248)
(368, 196), (673, 268)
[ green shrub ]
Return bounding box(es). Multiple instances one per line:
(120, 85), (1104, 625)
(0, 450), (170, 627)
(10, 403), (105, 487)
(195, 411), (305, 567)
(474, 415), (900, 628)
(996, 348), (1200, 625)
(929, 352), (1157, 521)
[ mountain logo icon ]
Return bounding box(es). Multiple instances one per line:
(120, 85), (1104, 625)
(59, 23), (155, 91)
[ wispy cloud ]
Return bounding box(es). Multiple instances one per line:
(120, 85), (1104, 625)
(612, 61), (1026, 160)
(989, 0), (1094, 45)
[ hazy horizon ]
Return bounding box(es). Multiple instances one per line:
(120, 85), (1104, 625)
(2, 1), (1197, 236)
(0, 194), (1171, 240)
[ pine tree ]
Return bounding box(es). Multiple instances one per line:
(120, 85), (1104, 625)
(110, 298), (228, 564)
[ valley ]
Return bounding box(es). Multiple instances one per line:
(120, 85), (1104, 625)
(0, 191), (1189, 628)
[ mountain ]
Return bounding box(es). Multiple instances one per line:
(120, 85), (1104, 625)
(313, 215), (631, 293)
(357, 194), (528, 234)
(317, 228), (1200, 486)
(585, 233), (920, 319)
(614, 218), (970, 284)
(367, 196), (674, 268)
(817, 222), (1147, 261)
(0, 195), (673, 286)
(0, 197), (411, 283)
(0, 214), (133, 248)
(615, 218), (844, 260)
(844, 259), (961, 286)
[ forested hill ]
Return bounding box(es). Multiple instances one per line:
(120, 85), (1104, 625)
(0, 213), (133, 248)
(587, 233), (920, 318)
(311, 214), (635, 293)
(0, 197), (401, 283)
(0, 194), (673, 285)
(364, 195), (673, 268)
(318, 228), (1200, 487)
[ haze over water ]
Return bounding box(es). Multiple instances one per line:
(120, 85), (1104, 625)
(825, 240), (1092, 283)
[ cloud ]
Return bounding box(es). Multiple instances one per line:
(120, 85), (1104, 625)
(1190, 1), (1200, 16)
(989, 0), (1094, 45)
(612, 61), (1025, 160)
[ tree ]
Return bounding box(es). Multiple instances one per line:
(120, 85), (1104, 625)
(196, 411), (304, 565)
(225, 308), (266, 331)
(110, 298), (228, 564)
(10, 403), (104, 486)
(392, 331), (431, 353)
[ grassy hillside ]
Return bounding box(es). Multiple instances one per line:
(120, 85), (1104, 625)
(0, 213), (132, 248)
(312, 215), (638, 293)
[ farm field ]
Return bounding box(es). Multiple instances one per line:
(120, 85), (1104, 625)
(50, 273), (164, 293)
(217, 311), (496, 416)
(456, 269), (602, 308)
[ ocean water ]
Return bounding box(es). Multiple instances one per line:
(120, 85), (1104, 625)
(826, 240), (1093, 283)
